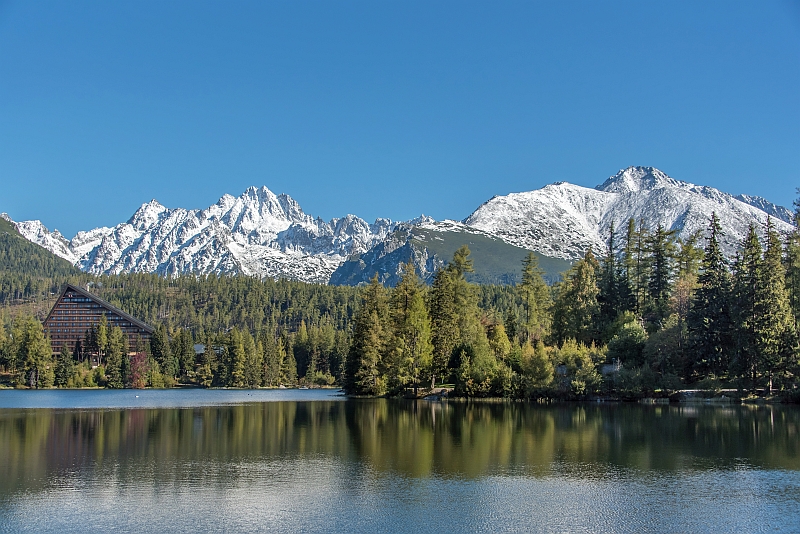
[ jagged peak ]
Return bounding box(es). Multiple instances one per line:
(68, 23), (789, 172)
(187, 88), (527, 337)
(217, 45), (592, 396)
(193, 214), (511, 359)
(596, 166), (681, 194)
(128, 199), (168, 227)
(406, 214), (436, 226)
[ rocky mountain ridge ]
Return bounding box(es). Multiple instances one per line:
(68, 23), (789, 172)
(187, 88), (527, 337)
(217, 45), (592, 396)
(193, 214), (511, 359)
(3, 167), (794, 284)
(464, 166), (794, 261)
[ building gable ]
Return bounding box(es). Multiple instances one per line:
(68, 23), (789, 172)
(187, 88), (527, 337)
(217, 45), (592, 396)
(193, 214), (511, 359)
(43, 284), (154, 355)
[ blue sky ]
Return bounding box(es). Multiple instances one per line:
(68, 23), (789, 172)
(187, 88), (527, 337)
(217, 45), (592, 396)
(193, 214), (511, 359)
(1, 1), (799, 237)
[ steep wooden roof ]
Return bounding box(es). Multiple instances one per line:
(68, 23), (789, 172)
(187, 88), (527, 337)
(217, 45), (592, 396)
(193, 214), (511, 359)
(45, 283), (155, 334)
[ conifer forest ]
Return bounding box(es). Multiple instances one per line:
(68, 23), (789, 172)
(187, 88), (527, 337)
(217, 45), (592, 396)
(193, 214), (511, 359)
(2, 211), (800, 401)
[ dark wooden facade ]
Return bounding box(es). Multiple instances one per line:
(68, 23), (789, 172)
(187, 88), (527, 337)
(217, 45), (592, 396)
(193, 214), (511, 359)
(43, 284), (154, 355)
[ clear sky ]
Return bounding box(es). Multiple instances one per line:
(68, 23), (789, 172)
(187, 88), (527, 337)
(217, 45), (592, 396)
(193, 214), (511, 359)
(1, 0), (799, 238)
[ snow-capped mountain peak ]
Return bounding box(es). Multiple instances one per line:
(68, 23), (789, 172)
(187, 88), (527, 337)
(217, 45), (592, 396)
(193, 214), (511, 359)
(466, 166), (795, 261)
(5, 168), (794, 284)
(596, 166), (680, 194)
(7, 186), (396, 283)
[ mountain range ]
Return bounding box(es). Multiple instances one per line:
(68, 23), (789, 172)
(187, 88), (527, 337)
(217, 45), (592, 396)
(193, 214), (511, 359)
(3, 166), (794, 285)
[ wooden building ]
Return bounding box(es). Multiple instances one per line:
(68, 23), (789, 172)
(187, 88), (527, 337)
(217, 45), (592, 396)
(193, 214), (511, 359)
(43, 284), (154, 355)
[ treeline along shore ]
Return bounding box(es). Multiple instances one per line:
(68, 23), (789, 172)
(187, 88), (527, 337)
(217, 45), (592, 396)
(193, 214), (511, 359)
(2, 211), (800, 401)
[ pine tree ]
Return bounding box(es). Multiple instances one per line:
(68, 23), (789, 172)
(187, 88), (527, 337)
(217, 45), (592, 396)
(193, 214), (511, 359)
(551, 249), (600, 346)
(97, 313), (108, 367)
(623, 219), (650, 314)
(754, 218), (796, 392)
(13, 316), (53, 388)
(388, 262), (433, 395)
(344, 275), (389, 395)
(519, 252), (551, 342)
(280, 333), (297, 385)
(150, 324), (176, 379)
(785, 195), (800, 329)
(105, 326), (125, 389)
(260, 329), (283, 387)
(597, 222), (633, 340)
(646, 224), (677, 325)
(687, 213), (732, 380)
(243, 330), (263, 388)
(429, 266), (459, 386)
(228, 328), (247, 388)
(487, 322), (511, 359)
(55, 343), (74, 388)
(731, 225), (762, 390)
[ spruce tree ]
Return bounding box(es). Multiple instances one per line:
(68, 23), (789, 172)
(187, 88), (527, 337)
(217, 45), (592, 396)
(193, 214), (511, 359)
(97, 313), (108, 367)
(687, 213), (732, 380)
(105, 326), (125, 389)
(730, 225), (762, 389)
(551, 249), (600, 346)
(228, 328), (247, 388)
(754, 218), (795, 392)
(598, 222), (633, 340)
(785, 196), (800, 328)
(519, 252), (551, 343)
(280, 333), (297, 385)
(344, 275), (389, 395)
(429, 266), (458, 386)
(150, 324), (176, 380)
(646, 224), (677, 325)
(388, 262), (433, 395)
(55, 343), (74, 388)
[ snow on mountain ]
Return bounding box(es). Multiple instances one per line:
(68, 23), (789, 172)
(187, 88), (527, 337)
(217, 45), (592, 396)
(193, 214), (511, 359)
(5, 187), (395, 284)
(464, 166), (795, 261)
(5, 167), (794, 284)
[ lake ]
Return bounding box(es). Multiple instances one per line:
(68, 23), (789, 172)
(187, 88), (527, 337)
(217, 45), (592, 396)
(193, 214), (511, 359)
(0, 389), (798, 533)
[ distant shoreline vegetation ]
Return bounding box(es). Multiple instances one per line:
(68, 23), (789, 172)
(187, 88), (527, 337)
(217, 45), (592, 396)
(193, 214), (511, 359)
(2, 213), (800, 402)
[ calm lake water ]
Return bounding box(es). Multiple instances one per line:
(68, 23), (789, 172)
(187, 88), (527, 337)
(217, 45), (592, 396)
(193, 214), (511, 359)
(1, 390), (798, 533)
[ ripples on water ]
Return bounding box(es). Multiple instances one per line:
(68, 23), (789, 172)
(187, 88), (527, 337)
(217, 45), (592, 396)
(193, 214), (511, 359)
(0, 390), (798, 533)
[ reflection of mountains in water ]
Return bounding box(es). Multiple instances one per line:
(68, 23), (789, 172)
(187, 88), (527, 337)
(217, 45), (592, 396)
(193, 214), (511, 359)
(2, 401), (799, 496)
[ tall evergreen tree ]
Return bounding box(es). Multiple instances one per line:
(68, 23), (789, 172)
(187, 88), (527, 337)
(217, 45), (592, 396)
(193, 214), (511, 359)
(150, 324), (176, 379)
(598, 222), (633, 340)
(646, 224), (677, 325)
(623, 219), (650, 314)
(785, 194), (800, 329)
(731, 225), (763, 389)
(754, 218), (796, 392)
(519, 252), (551, 342)
(687, 213), (733, 379)
(429, 265), (458, 386)
(105, 326), (125, 389)
(280, 332), (298, 385)
(228, 328), (247, 388)
(551, 249), (600, 346)
(97, 313), (108, 367)
(388, 261), (433, 394)
(55, 343), (74, 388)
(344, 275), (389, 395)
(12, 315), (53, 388)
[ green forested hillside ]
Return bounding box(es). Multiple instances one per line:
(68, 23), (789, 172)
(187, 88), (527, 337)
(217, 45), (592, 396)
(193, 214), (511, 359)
(331, 225), (571, 286)
(0, 217), (83, 311)
(0, 217), (79, 277)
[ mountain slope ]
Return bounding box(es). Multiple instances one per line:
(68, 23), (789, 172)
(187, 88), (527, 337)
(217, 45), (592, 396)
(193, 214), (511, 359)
(464, 166), (794, 261)
(9, 187), (393, 284)
(0, 215), (80, 277)
(6, 166), (793, 285)
(330, 219), (571, 286)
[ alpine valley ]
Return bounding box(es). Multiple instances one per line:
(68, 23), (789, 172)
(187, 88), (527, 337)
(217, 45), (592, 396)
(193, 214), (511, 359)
(3, 166), (793, 285)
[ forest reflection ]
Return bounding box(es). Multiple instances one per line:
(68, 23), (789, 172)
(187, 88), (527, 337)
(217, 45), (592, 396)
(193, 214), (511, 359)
(2, 401), (799, 497)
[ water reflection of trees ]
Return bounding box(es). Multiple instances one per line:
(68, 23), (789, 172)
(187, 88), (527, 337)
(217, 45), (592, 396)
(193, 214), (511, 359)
(1, 402), (799, 496)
